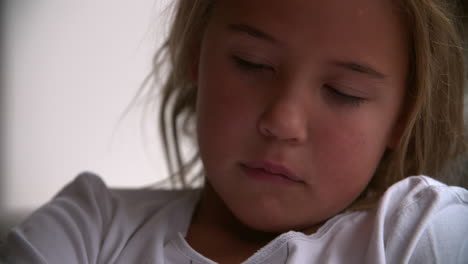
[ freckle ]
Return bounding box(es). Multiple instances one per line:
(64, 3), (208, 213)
(356, 7), (369, 17)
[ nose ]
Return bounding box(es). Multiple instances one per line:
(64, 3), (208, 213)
(257, 95), (308, 144)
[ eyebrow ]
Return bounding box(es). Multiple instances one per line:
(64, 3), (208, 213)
(332, 61), (387, 79)
(228, 24), (386, 80)
(227, 23), (280, 45)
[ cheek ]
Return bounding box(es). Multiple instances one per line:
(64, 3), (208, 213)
(196, 62), (256, 164)
(313, 114), (389, 186)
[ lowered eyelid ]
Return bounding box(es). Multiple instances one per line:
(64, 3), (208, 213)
(230, 51), (277, 67)
(325, 81), (374, 98)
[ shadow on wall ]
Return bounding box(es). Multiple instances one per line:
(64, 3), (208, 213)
(0, 0), (31, 242)
(0, 0), (5, 239)
(0, 0), (7, 241)
(0, 1), (40, 241)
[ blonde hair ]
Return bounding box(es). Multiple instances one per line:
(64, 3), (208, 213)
(142, 0), (467, 206)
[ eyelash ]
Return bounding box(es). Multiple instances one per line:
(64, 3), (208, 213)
(232, 56), (274, 72)
(232, 56), (366, 107)
(324, 84), (366, 107)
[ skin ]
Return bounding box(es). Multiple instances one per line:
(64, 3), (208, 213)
(187, 0), (409, 262)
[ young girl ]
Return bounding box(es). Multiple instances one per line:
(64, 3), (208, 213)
(4, 0), (468, 263)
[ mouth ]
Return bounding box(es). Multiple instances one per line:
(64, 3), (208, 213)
(240, 160), (304, 184)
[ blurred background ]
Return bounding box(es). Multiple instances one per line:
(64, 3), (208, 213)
(1, 0), (172, 237)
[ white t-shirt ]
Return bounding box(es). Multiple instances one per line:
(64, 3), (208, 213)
(4, 172), (468, 263)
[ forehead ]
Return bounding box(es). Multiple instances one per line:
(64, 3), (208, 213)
(211, 0), (406, 43)
(213, 0), (402, 27)
(208, 0), (408, 79)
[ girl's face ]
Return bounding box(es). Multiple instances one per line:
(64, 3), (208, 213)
(195, 0), (408, 232)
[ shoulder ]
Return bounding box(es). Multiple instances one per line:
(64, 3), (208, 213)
(377, 175), (468, 263)
(51, 171), (193, 201)
(377, 175), (468, 223)
(28, 172), (191, 223)
(45, 172), (195, 222)
(4, 172), (197, 264)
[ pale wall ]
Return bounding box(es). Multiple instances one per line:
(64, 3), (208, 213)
(1, 0), (171, 233)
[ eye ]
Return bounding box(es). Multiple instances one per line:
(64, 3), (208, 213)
(324, 84), (366, 107)
(232, 55), (274, 72)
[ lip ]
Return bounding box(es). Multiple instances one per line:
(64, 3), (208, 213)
(240, 160), (304, 184)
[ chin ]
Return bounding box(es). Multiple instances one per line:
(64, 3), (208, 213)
(230, 204), (305, 233)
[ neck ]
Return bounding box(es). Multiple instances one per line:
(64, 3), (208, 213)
(186, 182), (278, 263)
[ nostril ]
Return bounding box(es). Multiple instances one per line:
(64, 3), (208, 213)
(257, 103), (308, 143)
(259, 122), (305, 143)
(261, 127), (275, 137)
